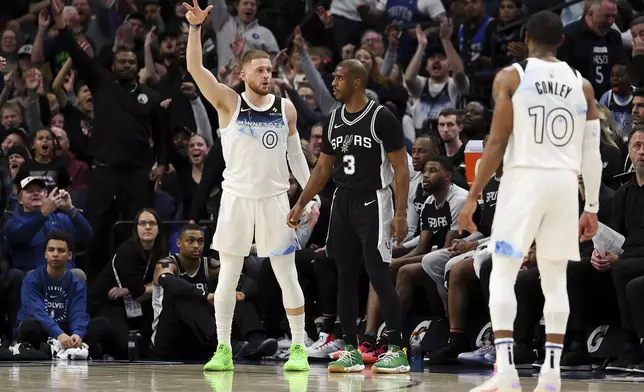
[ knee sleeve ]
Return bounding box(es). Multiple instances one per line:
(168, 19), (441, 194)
(537, 258), (570, 335)
(488, 254), (523, 331)
(214, 253), (244, 346)
(270, 254), (305, 309)
(215, 253), (244, 293)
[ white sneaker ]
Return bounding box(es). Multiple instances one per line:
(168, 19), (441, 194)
(470, 368), (521, 392)
(63, 343), (89, 360)
(308, 332), (344, 359)
(534, 370), (561, 392)
(277, 336), (292, 351)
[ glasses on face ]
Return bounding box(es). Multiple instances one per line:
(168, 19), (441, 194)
(138, 220), (158, 227)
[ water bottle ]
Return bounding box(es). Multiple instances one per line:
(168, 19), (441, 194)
(409, 331), (423, 372)
(128, 330), (141, 362)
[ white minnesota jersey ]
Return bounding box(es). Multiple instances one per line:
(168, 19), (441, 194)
(220, 93), (290, 199)
(504, 58), (588, 173)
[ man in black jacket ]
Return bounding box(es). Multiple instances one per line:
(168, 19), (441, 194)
(51, 0), (169, 281)
(558, 0), (626, 99)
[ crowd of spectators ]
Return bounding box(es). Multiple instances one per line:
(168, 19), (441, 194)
(0, 0), (643, 373)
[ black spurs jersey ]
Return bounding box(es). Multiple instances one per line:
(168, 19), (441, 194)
(321, 101), (405, 192)
(152, 254), (211, 338)
(420, 184), (468, 248)
(479, 176), (500, 237)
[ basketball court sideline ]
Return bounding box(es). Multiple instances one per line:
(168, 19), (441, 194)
(1, 361), (644, 391)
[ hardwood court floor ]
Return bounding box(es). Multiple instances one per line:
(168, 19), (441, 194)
(1, 361), (644, 391)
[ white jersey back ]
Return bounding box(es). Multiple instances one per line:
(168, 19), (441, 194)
(504, 58), (588, 173)
(220, 93), (290, 199)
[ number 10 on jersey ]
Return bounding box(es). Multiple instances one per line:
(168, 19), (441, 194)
(343, 154), (355, 175)
(528, 106), (575, 146)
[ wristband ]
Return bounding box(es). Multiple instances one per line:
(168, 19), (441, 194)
(189, 23), (203, 29)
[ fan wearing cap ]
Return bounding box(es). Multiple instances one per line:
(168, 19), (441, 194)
(4, 173), (92, 273)
(404, 22), (470, 134)
(17, 45), (33, 72)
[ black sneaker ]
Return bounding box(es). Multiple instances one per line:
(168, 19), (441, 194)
(232, 341), (251, 360)
(560, 349), (592, 371)
(0, 339), (12, 361)
(605, 356), (636, 373)
(424, 344), (465, 365)
(12, 342), (50, 361)
(631, 361), (644, 374)
(245, 338), (278, 358)
(513, 343), (538, 369)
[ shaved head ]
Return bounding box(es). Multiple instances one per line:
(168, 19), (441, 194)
(338, 59), (368, 87)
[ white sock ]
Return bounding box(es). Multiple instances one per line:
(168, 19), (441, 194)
(494, 338), (516, 373)
(287, 313), (306, 346)
(542, 342), (564, 374)
(214, 253), (245, 349)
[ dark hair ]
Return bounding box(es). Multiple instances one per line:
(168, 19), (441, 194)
(338, 59), (369, 87)
(525, 11), (564, 47)
(437, 108), (463, 125)
(634, 88), (644, 98)
(46, 230), (75, 252)
(427, 155), (455, 174)
(416, 134), (440, 150)
(628, 122), (644, 144)
(112, 47), (137, 65)
(632, 15), (644, 28)
(132, 208), (167, 262)
(178, 223), (202, 238)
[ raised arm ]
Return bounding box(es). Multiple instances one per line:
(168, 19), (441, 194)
(184, 0), (238, 119)
(404, 25), (428, 97)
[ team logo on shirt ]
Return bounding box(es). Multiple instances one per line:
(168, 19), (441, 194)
(137, 93), (148, 104)
(341, 135), (353, 153)
(262, 130), (278, 149)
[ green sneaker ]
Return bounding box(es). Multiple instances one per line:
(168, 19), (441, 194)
(372, 345), (411, 374)
(328, 345), (365, 373)
(283, 344), (310, 371)
(203, 344), (234, 371)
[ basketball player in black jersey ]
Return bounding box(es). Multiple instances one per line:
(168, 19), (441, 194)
(152, 224), (219, 360)
(288, 59), (411, 374)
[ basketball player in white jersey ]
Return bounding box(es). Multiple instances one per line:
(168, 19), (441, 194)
(458, 11), (602, 392)
(183, 0), (318, 372)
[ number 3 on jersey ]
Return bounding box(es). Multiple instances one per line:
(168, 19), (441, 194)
(528, 106), (574, 146)
(343, 154), (355, 175)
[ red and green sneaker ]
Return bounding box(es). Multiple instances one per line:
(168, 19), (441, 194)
(358, 341), (387, 364)
(372, 345), (411, 374)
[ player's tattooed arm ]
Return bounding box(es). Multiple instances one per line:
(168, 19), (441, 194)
(153, 258), (177, 285)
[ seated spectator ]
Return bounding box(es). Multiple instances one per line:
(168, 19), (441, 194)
(493, 0), (526, 68)
(18, 128), (71, 190)
(87, 208), (166, 360)
(461, 101), (487, 143)
(596, 104), (625, 189)
(15, 231), (94, 360)
(599, 126), (644, 372)
(4, 174), (92, 274)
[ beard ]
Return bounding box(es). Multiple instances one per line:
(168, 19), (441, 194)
(246, 81), (270, 96)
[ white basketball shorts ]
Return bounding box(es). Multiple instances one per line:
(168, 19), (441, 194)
(212, 191), (296, 257)
(488, 168), (580, 262)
